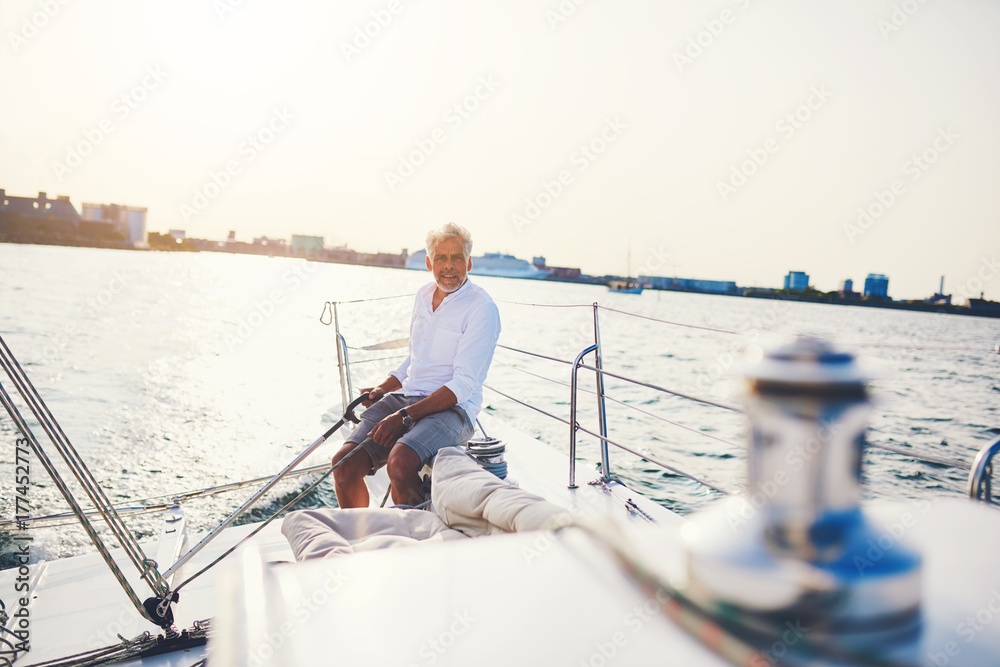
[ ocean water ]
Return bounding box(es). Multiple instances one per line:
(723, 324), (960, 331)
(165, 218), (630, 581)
(1, 244), (998, 567)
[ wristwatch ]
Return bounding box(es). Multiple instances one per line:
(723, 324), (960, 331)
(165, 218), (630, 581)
(399, 409), (413, 426)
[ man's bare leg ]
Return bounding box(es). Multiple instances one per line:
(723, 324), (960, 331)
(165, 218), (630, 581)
(387, 444), (423, 506)
(332, 441), (374, 509)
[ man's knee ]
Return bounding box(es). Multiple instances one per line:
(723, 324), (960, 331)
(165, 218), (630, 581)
(386, 444), (420, 482)
(332, 443), (370, 482)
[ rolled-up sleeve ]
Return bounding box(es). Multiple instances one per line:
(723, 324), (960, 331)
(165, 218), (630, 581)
(444, 301), (502, 405)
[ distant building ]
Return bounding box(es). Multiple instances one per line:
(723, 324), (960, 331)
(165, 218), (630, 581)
(839, 278), (859, 298)
(81, 202), (148, 247)
(169, 229), (186, 239)
(291, 234), (324, 257)
(966, 297), (1000, 316)
(925, 276), (951, 306)
(645, 276), (738, 295)
(0, 189), (81, 236)
(783, 271), (810, 291)
(864, 273), (890, 298)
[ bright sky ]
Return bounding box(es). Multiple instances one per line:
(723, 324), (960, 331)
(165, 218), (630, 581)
(2, 0), (999, 300)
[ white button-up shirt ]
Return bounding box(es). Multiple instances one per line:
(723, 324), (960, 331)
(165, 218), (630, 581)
(390, 279), (501, 423)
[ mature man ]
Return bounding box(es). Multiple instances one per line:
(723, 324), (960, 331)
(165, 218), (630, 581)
(331, 223), (501, 508)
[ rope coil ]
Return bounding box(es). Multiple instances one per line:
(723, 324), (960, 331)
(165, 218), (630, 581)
(465, 437), (508, 479)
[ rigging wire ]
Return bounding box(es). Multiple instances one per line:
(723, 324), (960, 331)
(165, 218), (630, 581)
(493, 359), (742, 449)
(598, 304), (741, 335)
(493, 298), (594, 308)
(483, 384), (729, 495)
(575, 361), (740, 413)
(496, 343), (574, 366)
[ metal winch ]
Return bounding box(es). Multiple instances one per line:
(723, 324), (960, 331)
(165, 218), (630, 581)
(465, 436), (508, 479)
(681, 335), (922, 664)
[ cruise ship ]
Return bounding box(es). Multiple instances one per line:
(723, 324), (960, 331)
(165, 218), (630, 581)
(405, 249), (552, 279)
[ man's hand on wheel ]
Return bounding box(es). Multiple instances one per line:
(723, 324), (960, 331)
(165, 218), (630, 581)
(360, 387), (385, 408)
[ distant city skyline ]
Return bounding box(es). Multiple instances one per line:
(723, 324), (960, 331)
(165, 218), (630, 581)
(2, 1), (998, 301)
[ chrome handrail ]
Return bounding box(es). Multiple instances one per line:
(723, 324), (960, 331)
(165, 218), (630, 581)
(591, 303), (611, 483)
(568, 344), (599, 489)
(332, 302), (354, 411)
(967, 435), (1000, 503)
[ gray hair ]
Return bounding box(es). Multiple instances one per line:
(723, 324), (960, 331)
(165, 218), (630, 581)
(425, 222), (473, 259)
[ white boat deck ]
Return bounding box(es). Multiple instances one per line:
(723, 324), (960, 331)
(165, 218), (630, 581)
(5, 417), (1000, 665)
(0, 416), (682, 666)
